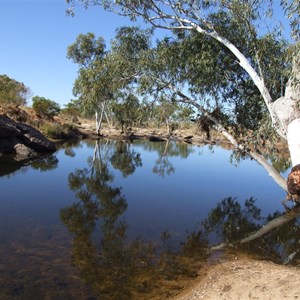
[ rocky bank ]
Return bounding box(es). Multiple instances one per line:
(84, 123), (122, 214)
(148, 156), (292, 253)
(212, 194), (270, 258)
(0, 115), (56, 160)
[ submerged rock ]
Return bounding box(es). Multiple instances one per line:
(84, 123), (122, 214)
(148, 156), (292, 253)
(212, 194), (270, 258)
(0, 115), (56, 158)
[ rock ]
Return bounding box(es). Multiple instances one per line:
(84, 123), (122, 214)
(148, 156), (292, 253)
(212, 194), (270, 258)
(14, 143), (37, 161)
(0, 115), (56, 158)
(149, 135), (165, 142)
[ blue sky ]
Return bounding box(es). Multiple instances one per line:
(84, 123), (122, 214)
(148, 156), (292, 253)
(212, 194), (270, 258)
(0, 0), (140, 106)
(0, 0), (292, 107)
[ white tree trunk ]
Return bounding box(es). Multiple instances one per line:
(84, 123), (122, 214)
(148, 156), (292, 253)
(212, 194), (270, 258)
(287, 118), (300, 167)
(95, 111), (98, 133)
(272, 75), (300, 168)
(95, 111), (101, 135)
(95, 103), (106, 135)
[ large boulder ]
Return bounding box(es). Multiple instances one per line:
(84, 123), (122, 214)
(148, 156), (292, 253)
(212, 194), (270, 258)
(0, 115), (56, 158)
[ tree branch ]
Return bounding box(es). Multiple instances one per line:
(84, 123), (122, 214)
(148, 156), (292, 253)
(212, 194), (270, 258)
(210, 206), (300, 251)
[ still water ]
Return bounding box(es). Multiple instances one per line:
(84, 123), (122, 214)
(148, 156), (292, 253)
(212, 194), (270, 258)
(0, 139), (298, 299)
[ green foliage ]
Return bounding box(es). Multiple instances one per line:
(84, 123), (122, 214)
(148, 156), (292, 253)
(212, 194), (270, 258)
(32, 96), (60, 118)
(68, 28), (151, 124)
(66, 0), (297, 146)
(39, 123), (78, 139)
(202, 197), (261, 242)
(67, 32), (105, 68)
(67, 32), (109, 119)
(112, 93), (141, 132)
(0, 74), (30, 107)
(61, 99), (81, 117)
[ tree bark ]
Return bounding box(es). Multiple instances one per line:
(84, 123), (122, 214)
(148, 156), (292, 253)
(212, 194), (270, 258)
(287, 118), (300, 167)
(95, 102), (106, 136)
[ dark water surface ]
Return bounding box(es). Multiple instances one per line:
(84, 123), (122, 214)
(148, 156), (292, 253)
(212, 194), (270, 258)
(0, 139), (298, 299)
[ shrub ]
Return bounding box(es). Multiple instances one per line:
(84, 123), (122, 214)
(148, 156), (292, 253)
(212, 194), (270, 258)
(40, 123), (80, 139)
(32, 96), (60, 118)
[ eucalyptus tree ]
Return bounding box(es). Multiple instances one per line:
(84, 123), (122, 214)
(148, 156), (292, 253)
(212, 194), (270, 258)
(68, 28), (151, 135)
(0, 74), (31, 107)
(67, 32), (109, 134)
(112, 93), (141, 132)
(66, 0), (300, 194)
(108, 27), (153, 130)
(140, 27), (287, 144)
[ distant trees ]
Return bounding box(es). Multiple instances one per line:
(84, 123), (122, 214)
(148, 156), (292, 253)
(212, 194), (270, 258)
(32, 96), (60, 118)
(61, 99), (81, 120)
(0, 74), (31, 107)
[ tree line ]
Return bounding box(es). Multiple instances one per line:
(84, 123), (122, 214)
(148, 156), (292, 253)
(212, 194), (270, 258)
(0, 72), (194, 134)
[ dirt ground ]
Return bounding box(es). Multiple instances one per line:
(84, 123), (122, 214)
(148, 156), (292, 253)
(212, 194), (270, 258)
(174, 257), (300, 300)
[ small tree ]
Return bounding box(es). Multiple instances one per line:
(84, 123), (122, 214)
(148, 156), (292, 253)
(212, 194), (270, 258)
(0, 74), (31, 107)
(154, 100), (179, 135)
(112, 94), (140, 133)
(32, 96), (60, 118)
(61, 99), (81, 118)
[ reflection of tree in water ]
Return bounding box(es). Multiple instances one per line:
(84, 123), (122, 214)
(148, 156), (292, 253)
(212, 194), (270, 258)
(195, 197), (300, 265)
(61, 140), (145, 299)
(60, 140), (209, 299)
(245, 210), (300, 264)
(30, 155), (59, 172)
(60, 139), (300, 298)
(110, 141), (142, 177)
(203, 197), (261, 242)
(152, 140), (194, 177)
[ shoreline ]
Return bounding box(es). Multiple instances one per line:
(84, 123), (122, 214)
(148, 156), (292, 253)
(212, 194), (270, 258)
(174, 255), (300, 300)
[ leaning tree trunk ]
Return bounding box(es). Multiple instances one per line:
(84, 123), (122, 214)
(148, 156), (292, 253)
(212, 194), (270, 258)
(269, 55), (300, 199)
(272, 70), (300, 168)
(287, 118), (300, 167)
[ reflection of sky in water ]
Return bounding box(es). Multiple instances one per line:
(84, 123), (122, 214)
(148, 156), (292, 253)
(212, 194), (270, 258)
(114, 143), (287, 242)
(0, 139), (292, 298)
(0, 140), (287, 243)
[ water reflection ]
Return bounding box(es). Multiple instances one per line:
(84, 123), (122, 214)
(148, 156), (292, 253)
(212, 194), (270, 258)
(0, 153), (58, 177)
(1, 138), (299, 299)
(202, 198), (300, 265)
(60, 140), (206, 299)
(140, 139), (194, 177)
(59, 139), (300, 299)
(110, 141), (142, 177)
(203, 197), (261, 242)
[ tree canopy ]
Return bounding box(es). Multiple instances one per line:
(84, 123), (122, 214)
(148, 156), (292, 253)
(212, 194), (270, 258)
(66, 0), (298, 139)
(32, 96), (61, 118)
(0, 74), (31, 107)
